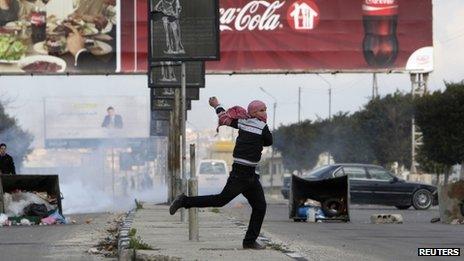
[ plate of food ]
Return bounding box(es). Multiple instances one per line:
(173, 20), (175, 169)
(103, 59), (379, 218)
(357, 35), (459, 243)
(0, 35), (27, 63)
(4, 21), (30, 31)
(86, 40), (112, 56)
(33, 36), (68, 55)
(18, 55), (66, 73)
(81, 23), (99, 36)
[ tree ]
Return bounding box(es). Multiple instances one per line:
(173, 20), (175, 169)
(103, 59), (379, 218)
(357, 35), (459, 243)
(273, 120), (322, 173)
(355, 92), (413, 167)
(321, 112), (376, 164)
(415, 81), (464, 182)
(0, 102), (33, 171)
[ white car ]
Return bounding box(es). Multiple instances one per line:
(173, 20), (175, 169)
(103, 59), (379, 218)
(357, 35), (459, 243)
(196, 159), (229, 195)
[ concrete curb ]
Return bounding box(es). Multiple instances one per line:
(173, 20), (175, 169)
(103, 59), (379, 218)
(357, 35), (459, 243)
(226, 216), (308, 261)
(118, 209), (136, 261)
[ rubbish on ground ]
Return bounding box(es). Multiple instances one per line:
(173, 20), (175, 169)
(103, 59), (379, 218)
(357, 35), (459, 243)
(450, 219), (464, 225)
(0, 213), (8, 226)
(370, 214), (403, 224)
(24, 203), (49, 218)
(4, 191), (56, 217)
(41, 216), (57, 225)
(49, 210), (66, 224)
(20, 218), (32, 226)
(85, 218), (93, 224)
(430, 217), (440, 223)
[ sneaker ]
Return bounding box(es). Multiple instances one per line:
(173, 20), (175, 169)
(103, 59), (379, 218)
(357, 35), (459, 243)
(242, 241), (266, 250)
(169, 194), (186, 215)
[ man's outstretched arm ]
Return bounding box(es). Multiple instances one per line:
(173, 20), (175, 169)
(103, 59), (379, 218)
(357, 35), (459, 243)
(209, 97), (238, 129)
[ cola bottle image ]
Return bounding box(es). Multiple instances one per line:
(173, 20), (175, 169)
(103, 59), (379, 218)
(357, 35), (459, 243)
(362, 0), (399, 67)
(31, 6), (47, 43)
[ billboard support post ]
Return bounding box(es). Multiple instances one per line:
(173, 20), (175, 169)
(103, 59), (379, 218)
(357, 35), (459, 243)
(410, 73), (429, 174)
(180, 62), (187, 223)
(168, 113), (174, 203)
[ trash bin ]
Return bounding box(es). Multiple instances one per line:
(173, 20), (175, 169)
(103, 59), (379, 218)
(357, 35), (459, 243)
(0, 175), (63, 215)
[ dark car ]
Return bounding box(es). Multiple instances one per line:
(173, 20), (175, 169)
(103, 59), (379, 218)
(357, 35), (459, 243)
(281, 164), (438, 210)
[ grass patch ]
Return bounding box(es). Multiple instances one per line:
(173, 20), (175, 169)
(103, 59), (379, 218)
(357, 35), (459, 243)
(135, 199), (144, 210)
(210, 208), (220, 213)
(129, 236), (154, 250)
(129, 228), (137, 237)
(128, 228), (153, 250)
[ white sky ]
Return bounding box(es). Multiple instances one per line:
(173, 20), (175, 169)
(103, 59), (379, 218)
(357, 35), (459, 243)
(1, 0), (463, 148)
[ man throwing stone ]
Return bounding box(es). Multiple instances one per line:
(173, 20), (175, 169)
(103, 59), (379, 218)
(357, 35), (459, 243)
(169, 97), (273, 250)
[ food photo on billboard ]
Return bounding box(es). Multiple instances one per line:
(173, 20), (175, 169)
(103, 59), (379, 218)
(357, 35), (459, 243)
(0, 0), (117, 75)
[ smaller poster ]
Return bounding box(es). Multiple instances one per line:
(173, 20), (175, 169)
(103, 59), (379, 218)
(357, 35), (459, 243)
(151, 88), (200, 100)
(148, 61), (205, 88)
(149, 0), (220, 61)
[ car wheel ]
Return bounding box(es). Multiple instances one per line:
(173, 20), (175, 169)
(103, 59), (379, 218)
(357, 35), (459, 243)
(412, 189), (432, 210)
(395, 205), (411, 210)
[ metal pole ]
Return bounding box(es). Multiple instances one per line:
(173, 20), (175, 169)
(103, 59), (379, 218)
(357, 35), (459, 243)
(298, 87), (301, 123)
(180, 62), (187, 222)
(188, 144), (199, 241)
(372, 73), (379, 100)
(168, 113), (174, 203)
(328, 87), (332, 165)
(111, 146), (115, 210)
(174, 89), (181, 200)
(270, 102), (276, 188)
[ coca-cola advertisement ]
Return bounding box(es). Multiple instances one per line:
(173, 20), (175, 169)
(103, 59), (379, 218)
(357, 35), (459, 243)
(204, 0), (433, 73)
(0, 0), (433, 75)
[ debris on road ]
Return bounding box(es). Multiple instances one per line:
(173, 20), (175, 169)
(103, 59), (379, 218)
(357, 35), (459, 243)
(370, 214), (403, 224)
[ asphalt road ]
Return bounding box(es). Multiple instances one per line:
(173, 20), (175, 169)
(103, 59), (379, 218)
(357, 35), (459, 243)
(224, 200), (464, 261)
(0, 213), (117, 261)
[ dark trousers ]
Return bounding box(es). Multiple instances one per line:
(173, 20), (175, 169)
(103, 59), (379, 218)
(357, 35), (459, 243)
(183, 164), (266, 243)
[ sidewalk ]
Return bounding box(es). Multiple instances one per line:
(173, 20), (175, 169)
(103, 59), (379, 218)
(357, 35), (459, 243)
(121, 204), (293, 261)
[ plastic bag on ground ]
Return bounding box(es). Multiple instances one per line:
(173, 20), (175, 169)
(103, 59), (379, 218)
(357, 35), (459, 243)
(23, 203), (49, 218)
(0, 213), (8, 226)
(49, 210), (66, 224)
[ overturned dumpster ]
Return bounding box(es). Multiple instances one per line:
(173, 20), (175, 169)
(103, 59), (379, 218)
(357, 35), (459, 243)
(289, 175), (349, 222)
(438, 180), (464, 224)
(0, 175), (63, 226)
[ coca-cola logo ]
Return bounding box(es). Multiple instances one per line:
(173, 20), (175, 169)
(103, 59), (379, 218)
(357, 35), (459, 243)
(286, 0), (320, 31)
(219, 1), (285, 31)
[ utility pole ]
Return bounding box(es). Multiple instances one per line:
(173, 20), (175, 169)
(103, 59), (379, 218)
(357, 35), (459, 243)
(298, 86), (301, 123)
(316, 74), (332, 165)
(259, 87), (277, 189)
(372, 73), (379, 100)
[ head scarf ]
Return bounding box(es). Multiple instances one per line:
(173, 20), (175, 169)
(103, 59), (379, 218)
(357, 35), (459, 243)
(247, 100), (267, 122)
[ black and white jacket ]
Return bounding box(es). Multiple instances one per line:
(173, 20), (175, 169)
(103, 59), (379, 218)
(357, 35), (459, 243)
(215, 105), (273, 167)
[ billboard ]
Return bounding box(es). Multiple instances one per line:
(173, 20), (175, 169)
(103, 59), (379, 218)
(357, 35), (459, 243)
(0, 0), (433, 75)
(44, 96), (149, 142)
(205, 0), (433, 73)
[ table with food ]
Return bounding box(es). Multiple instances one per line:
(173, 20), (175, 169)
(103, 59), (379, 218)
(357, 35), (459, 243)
(0, 0), (116, 74)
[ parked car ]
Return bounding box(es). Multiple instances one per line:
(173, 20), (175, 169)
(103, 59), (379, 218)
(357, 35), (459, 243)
(197, 159), (229, 195)
(281, 164), (438, 210)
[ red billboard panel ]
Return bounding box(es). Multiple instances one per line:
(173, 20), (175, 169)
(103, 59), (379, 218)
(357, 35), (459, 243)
(0, 1), (430, 75)
(205, 0), (433, 73)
